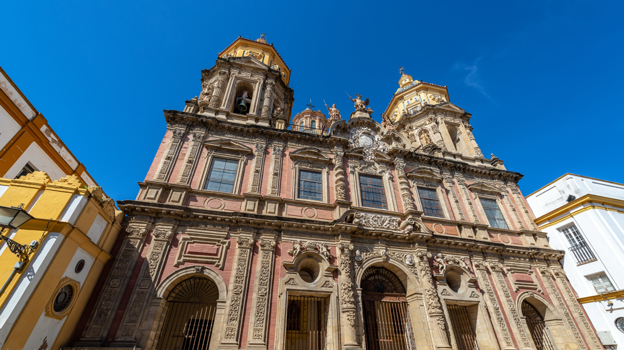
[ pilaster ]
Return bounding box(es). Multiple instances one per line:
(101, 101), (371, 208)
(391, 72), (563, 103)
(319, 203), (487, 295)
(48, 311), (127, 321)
(264, 142), (283, 216)
(394, 156), (416, 212)
(177, 128), (206, 185)
(154, 128), (186, 183)
(246, 235), (277, 349)
(220, 233), (255, 348)
(243, 143), (266, 213)
(76, 221), (150, 346)
(338, 242), (360, 350)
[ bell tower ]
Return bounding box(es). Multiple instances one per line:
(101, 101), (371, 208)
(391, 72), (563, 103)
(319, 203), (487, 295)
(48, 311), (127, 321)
(184, 34), (295, 129)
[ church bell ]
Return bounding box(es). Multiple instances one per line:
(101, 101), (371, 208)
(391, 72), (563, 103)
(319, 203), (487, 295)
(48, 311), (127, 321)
(237, 99), (248, 112)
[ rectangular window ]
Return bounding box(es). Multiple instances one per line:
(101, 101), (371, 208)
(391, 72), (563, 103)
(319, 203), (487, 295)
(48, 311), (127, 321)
(298, 170), (323, 201)
(15, 163), (36, 179)
(204, 158), (238, 193)
(560, 225), (595, 264)
(418, 187), (444, 217)
(360, 175), (387, 209)
(480, 198), (508, 229)
(587, 273), (615, 293)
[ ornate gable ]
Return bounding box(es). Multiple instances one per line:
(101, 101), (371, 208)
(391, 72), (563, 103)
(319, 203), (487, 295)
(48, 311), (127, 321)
(204, 139), (253, 154)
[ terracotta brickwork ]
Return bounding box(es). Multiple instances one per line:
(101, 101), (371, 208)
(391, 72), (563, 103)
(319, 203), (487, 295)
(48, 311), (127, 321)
(65, 35), (604, 350)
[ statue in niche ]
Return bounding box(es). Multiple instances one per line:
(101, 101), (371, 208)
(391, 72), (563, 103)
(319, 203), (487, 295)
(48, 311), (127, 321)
(420, 131), (432, 146)
(235, 90), (252, 115)
(272, 103), (284, 117)
(381, 113), (395, 130)
(325, 102), (342, 123)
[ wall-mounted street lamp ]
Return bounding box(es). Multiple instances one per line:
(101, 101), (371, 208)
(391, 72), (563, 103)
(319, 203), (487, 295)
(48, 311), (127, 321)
(0, 204), (35, 296)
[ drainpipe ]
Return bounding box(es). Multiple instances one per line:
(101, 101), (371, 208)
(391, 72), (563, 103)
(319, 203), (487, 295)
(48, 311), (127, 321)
(0, 261), (24, 296)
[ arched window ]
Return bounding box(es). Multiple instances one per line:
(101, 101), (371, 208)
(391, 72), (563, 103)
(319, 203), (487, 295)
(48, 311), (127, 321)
(311, 120), (317, 130)
(299, 121), (305, 131)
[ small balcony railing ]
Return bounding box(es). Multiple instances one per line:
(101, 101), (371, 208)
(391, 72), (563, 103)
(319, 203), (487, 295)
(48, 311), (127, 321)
(569, 243), (596, 265)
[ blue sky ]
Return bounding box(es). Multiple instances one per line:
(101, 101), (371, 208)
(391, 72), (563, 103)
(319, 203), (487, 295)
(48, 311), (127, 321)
(2, 0), (623, 202)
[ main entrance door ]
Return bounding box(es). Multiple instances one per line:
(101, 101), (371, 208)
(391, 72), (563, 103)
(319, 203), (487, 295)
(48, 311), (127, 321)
(361, 267), (414, 350)
(156, 277), (219, 350)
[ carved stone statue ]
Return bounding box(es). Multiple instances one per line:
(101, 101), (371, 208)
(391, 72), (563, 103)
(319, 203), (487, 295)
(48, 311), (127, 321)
(381, 113), (395, 130)
(326, 103), (342, 123)
(434, 253), (447, 274)
(288, 240), (305, 258)
(272, 104), (284, 117)
(316, 243), (333, 260)
(198, 82), (213, 104)
(420, 131), (432, 146)
(349, 93), (369, 112)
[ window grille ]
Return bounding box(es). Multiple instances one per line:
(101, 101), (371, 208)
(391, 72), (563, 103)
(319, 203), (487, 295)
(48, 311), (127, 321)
(418, 187), (444, 217)
(588, 273), (615, 294)
(360, 175), (387, 209)
(204, 158), (238, 193)
(480, 198), (508, 229)
(298, 170), (322, 201)
(560, 225), (595, 264)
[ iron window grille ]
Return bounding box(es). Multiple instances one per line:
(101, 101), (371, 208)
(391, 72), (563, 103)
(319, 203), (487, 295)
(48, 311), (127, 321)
(480, 198), (508, 229)
(359, 175), (387, 209)
(417, 187), (444, 217)
(204, 158), (238, 193)
(298, 170), (323, 201)
(587, 273), (616, 294)
(560, 225), (596, 264)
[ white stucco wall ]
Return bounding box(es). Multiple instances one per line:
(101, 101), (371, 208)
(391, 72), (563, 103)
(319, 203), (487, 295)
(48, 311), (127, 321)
(528, 174), (624, 346)
(3, 142), (65, 180)
(0, 105), (22, 151)
(22, 248), (95, 350)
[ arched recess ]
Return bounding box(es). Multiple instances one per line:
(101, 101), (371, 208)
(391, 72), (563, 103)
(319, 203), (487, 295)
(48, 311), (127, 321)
(231, 81), (255, 115)
(516, 292), (561, 350)
(146, 266), (228, 350)
(355, 258), (424, 350)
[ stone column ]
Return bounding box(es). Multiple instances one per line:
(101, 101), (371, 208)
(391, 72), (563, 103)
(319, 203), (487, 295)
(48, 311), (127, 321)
(113, 221), (176, 344)
(155, 128), (186, 182)
(415, 251), (451, 349)
(333, 146), (347, 201)
(472, 259), (515, 350)
(537, 267), (589, 349)
(502, 191), (525, 230)
(509, 184), (539, 230)
(550, 267), (603, 349)
(338, 243), (359, 349)
(76, 222), (150, 345)
(268, 143), (283, 196)
(488, 262), (533, 350)
(394, 156), (415, 212)
(441, 174), (466, 222)
(454, 175), (481, 224)
(177, 128), (206, 184)
(209, 70), (229, 109)
(247, 237), (276, 348)
(430, 122), (447, 151)
(260, 81), (274, 118)
(248, 143), (266, 194)
(463, 124), (484, 158)
(221, 234), (255, 348)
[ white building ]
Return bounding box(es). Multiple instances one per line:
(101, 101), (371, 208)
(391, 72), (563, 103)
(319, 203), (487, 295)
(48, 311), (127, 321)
(527, 174), (624, 349)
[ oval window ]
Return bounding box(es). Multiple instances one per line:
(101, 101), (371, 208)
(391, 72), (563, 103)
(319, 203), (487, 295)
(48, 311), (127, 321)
(53, 285), (74, 313)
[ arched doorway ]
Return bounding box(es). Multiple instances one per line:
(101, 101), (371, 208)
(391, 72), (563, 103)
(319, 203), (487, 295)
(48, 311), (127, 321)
(361, 267), (414, 350)
(521, 300), (556, 350)
(156, 277), (219, 350)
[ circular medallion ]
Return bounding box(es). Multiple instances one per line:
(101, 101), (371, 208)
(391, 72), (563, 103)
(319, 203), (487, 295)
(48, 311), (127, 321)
(206, 198), (225, 210)
(433, 223), (446, 234)
(616, 317), (624, 333)
(359, 134), (374, 148)
(53, 285), (74, 313)
(75, 259), (85, 273)
(499, 234), (511, 244)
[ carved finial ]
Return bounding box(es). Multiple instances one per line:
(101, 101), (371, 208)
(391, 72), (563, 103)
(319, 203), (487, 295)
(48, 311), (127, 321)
(260, 33), (266, 40)
(399, 66), (405, 75)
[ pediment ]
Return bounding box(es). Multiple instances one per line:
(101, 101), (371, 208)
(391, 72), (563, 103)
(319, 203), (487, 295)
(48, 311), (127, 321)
(348, 148), (392, 162)
(204, 139), (253, 154)
(407, 167), (442, 182)
(468, 182), (503, 194)
(290, 147), (332, 164)
(230, 56), (271, 70)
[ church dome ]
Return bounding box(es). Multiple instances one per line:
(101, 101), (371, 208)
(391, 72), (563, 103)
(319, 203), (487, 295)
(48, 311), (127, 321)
(292, 107), (328, 134)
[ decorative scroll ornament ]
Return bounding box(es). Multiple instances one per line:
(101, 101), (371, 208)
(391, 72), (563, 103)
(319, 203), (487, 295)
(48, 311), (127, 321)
(353, 212), (400, 230)
(348, 127), (388, 163)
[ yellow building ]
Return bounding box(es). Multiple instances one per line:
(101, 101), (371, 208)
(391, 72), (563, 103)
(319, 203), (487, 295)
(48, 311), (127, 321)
(0, 67), (123, 350)
(0, 66), (98, 185)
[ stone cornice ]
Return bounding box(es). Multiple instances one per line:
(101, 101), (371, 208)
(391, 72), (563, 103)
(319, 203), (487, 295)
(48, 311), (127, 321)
(117, 200), (563, 259)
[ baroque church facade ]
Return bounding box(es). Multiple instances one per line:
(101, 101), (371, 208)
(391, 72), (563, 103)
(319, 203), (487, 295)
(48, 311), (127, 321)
(66, 35), (604, 350)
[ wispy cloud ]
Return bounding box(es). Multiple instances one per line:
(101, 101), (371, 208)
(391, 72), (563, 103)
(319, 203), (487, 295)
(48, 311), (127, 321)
(452, 59), (493, 101)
